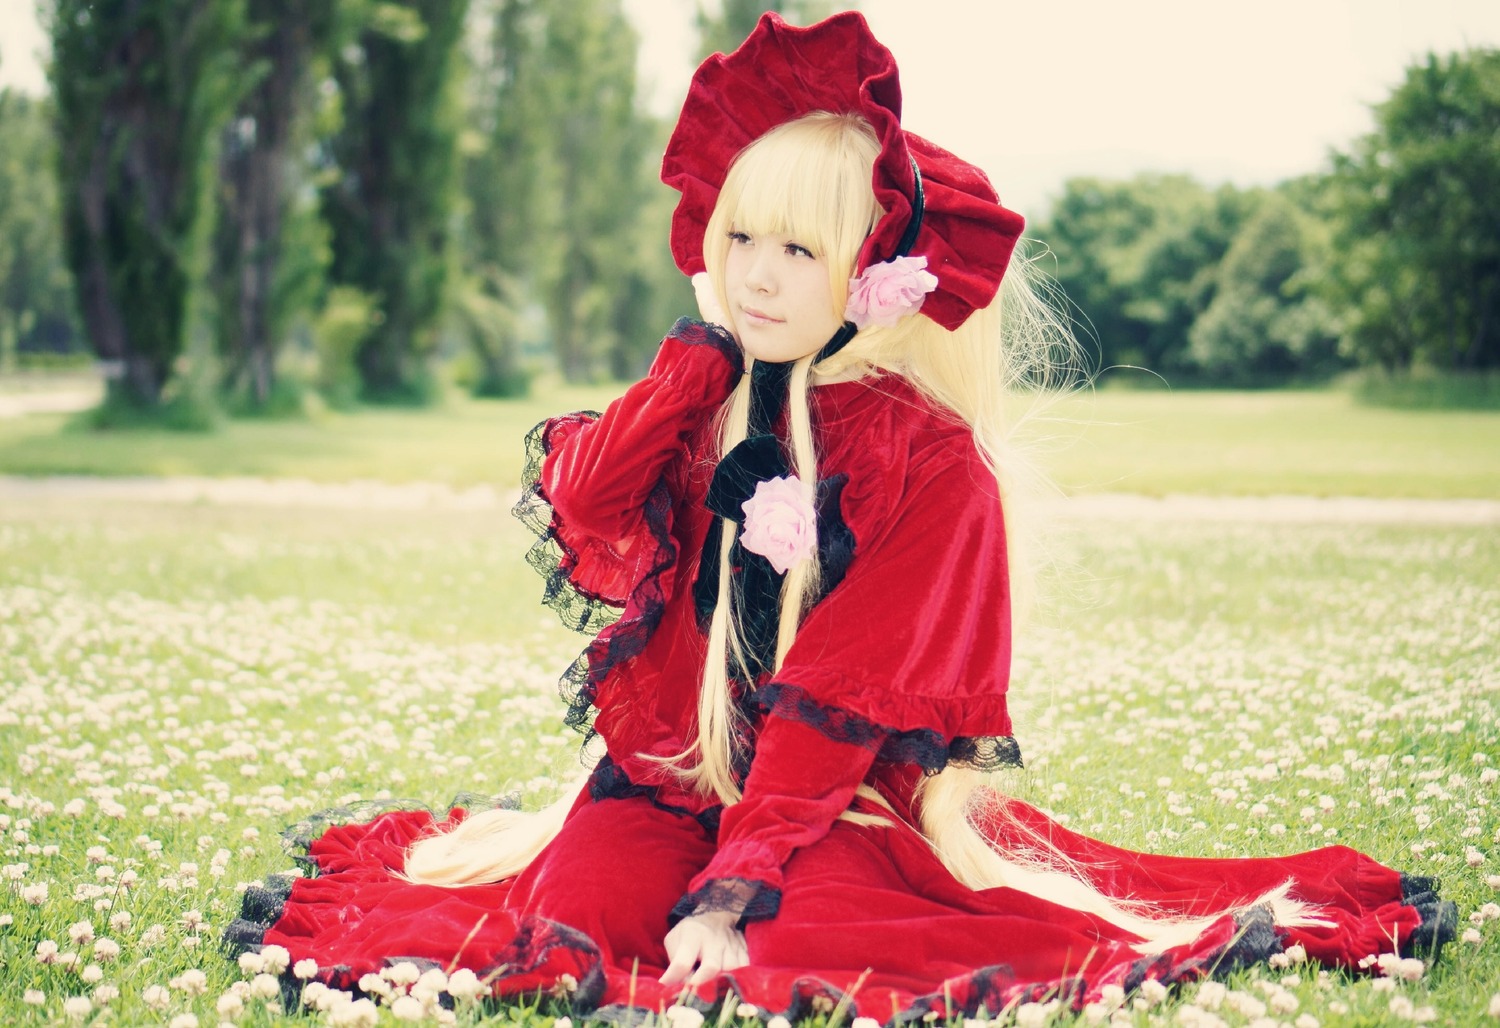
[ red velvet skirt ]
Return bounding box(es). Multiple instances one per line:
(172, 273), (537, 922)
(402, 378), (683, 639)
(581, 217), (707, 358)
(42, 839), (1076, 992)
(227, 787), (1453, 1021)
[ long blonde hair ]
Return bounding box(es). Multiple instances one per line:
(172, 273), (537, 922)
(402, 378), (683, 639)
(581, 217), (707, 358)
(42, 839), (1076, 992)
(402, 111), (1327, 949)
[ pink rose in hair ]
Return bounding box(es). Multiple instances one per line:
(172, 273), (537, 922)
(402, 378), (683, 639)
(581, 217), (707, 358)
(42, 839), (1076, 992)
(740, 476), (817, 575)
(843, 255), (939, 329)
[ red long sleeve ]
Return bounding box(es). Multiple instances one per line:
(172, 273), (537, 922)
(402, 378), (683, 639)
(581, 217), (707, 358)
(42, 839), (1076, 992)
(542, 320), (741, 553)
(674, 715), (882, 924)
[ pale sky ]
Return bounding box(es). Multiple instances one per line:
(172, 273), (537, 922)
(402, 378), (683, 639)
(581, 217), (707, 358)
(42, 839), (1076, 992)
(5, 0), (1499, 218)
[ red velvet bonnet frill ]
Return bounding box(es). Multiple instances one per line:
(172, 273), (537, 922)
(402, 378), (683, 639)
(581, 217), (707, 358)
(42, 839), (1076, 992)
(661, 11), (1025, 330)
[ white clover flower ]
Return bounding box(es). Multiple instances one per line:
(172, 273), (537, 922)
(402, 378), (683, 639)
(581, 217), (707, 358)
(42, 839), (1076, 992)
(217, 992), (245, 1019)
(35, 939), (59, 963)
(445, 967), (482, 1001)
(735, 1004), (759, 1019)
(21, 881), (49, 904)
(665, 1004), (706, 1028)
(330, 997), (379, 1027)
(143, 983), (172, 1009)
(1488, 992), (1500, 1017)
(1294, 1016), (1319, 1028)
(391, 995), (426, 1021)
(554, 1017), (574, 1028)
(68, 921), (95, 946)
(23, 989), (45, 1006)
(1269, 989), (1299, 1014)
(853, 1018), (881, 1028)
(140, 924), (168, 948)
(1470, 848), (1488, 868)
(1139, 979), (1168, 1006)
(1285, 943), (1308, 963)
(250, 973), (280, 999)
(63, 995), (92, 1019)
(167, 1015), (199, 1028)
(357, 973), (393, 1000)
(1482, 903), (1500, 922)
(181, 909), (205, 931)
(302, 981), (330, 1006)
(238, 951), (265, 975)
(1389, 995), (1416, 1019)
(259, 943), (290, 975)
(81, 963), (104, 984)
(381, 960), (421, 986)
(293, 957), (319, 980)
(1464, 928), (1484, 944)
(171, 968), (209, 995)
(63, 799), (86, 816)
(93, 983), (119, 1004)
(413, 967), (448, 1001)
(1194, 981), (1227, 1010)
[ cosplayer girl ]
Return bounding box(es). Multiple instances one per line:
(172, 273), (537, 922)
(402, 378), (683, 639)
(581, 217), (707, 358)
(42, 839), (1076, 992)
(230, 12), (1453, 1019)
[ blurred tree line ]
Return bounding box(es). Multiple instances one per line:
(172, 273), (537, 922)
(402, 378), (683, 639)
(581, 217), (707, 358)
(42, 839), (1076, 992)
(0, 9), (1494, 414)
(1035, 48), (1500, 387)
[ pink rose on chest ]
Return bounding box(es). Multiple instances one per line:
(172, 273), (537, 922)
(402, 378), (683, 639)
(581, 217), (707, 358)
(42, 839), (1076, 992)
(843, 255), (939, 329)
(739, 475), (817, 574)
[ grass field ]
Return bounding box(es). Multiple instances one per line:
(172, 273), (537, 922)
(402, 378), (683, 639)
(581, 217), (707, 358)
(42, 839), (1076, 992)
(1, 386), (1497, 498)
(2, 385), (1498, 1025)
(1, 493), (1497, 1026)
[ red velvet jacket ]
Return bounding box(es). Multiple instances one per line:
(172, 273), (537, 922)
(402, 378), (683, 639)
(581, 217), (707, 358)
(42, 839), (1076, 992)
(532, 319), (1016, 922)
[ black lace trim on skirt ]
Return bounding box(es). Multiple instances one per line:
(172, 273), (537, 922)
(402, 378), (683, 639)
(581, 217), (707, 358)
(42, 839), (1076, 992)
(750, 682), (1023, 775)
(671, 876), (783, 928)
(223, 793), (522, 954)
(513, 414), (677, 740)
(587, 756), (721, 835)
(1398, 873), (1458, 957)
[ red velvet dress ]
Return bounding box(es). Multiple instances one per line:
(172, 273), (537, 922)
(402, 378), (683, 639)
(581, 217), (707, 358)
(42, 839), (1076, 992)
(228, 320), (1454, 1020)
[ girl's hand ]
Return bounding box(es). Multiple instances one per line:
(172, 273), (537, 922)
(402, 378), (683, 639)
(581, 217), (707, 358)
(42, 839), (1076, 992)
(659, 910), (748, 986)
(692, 272), (735, 339)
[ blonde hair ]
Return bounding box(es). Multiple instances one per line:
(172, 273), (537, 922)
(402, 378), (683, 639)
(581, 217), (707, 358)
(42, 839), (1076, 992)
(402, 111), (1327, 950)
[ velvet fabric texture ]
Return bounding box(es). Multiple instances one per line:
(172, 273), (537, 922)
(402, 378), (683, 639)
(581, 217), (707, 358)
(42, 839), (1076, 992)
(230, 321), (1455, 1019)
(661, 11), (1025, 330)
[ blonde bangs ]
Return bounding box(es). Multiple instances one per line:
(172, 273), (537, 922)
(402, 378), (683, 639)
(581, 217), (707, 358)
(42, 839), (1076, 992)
(705, 112), (883, 317)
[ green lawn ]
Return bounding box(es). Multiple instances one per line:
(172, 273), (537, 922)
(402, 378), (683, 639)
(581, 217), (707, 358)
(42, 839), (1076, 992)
(1, 386), (1497, 498)
(1, 497), (1497, 1025)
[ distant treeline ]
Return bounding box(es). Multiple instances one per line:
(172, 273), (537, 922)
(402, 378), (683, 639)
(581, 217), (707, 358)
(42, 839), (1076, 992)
(0, 2), (1495, 418)
(1034, 48), (1500, 386)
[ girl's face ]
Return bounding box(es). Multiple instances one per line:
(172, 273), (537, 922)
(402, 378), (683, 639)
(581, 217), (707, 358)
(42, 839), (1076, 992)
(723, 227), (843, 364)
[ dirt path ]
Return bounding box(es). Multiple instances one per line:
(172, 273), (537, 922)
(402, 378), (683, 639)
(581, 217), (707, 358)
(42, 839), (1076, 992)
(3, 474), (1497, 524)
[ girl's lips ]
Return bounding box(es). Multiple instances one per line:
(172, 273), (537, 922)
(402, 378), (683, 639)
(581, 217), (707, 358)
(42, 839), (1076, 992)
(741, 306), (782, 326)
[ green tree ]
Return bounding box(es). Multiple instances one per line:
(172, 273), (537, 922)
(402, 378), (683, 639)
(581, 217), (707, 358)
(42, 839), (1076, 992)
(1037, 174), (1248, 378)
(210, 0), (347, 410)
(456, 0), (546, 396)
(0, 89), (80, 367)
(533, 0), (653, 381)
(1327, 49), (1500, 371)
(48, 0), (247, 409)
(1188, 190), (1342, 384)
(321, 0), (468, 403)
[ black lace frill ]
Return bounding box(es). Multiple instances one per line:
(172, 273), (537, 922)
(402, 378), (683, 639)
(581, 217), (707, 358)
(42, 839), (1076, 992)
(1398, 873), (1458, 956)
(750, 682), (1023, 775)
(671, 876), (782, 928)
(587, 755), (720, 835)
(223, 793), (520, 957)
(513, 415), (678, 739)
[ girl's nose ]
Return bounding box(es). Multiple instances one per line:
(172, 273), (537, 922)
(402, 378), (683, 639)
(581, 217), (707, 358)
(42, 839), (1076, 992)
(744, 250), (775, 294)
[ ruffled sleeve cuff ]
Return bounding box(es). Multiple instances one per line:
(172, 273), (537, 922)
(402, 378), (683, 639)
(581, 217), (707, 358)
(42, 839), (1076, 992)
(750, 682), (1023, 775)
(673, 839), (785, 927)
(515, 412), (676, 622)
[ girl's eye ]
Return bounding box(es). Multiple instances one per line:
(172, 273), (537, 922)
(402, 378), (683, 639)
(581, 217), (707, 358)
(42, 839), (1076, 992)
(727, 230), (751, 245)
(785, 242), (816, 259)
